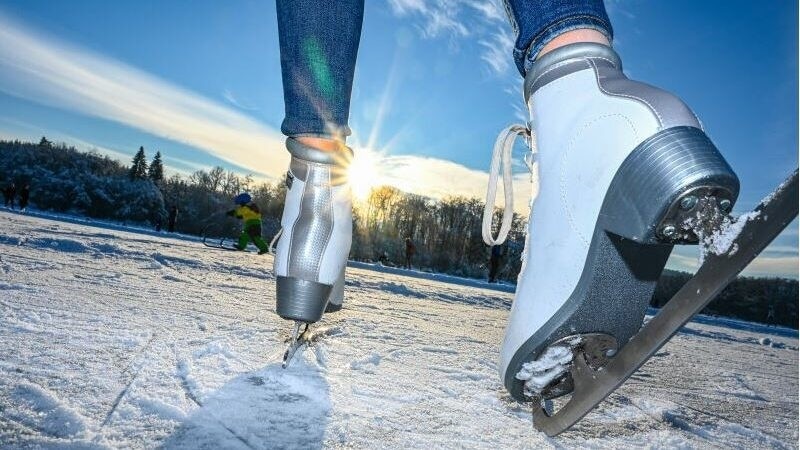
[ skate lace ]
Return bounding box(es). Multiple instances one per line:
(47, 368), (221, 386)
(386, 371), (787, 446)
(482, 124), (538, 246)
(268, 228), (282, 255)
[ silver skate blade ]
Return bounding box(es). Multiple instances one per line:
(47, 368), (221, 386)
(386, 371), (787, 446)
(281, 325), (343, 369)
(282, 322), (309, 369)
(532, 170), (798, 436)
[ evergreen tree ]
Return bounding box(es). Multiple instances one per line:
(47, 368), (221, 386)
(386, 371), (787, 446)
(38, 136), (52, 149)
(129, 146), (148, 180)
(148, 151), (164, 182)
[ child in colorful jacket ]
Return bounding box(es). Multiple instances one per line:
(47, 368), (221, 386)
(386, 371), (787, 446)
(226, 193), (269, 254)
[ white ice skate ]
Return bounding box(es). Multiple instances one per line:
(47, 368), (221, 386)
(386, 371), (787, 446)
(481, 43), (793, 434)
(273, 138), (352, 366)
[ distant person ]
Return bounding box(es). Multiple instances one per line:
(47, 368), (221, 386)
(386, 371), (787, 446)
(226, 192), (269, 254)
(18, 184), (30, 211)
(766, 304), (776, 326)
(3, 183), (16, 209)
(167, 206), (178, 232)
(488, 244), (504, 283)
(404, 237), (416, 270)
(154, 215), (163, 232)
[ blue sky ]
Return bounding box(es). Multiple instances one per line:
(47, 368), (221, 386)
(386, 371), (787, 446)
(0, 0), (796, 278)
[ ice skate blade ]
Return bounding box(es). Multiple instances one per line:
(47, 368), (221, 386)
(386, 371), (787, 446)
(530, 170), (798, 436)
(281, 324), (343, 368)
(282, 322), (309, 369)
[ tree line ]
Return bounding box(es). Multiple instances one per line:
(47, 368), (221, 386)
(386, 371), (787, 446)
(0, 138), (796, 328)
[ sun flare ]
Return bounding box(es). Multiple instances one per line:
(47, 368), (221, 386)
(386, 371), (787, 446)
(348, 147), (383, 200)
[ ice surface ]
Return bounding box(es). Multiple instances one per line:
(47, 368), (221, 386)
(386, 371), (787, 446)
(0, 209), (797, 448)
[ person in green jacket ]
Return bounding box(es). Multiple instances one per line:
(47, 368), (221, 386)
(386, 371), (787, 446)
(226, 192), (269, 254)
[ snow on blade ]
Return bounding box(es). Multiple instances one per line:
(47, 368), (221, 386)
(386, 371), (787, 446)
(516, 345), (574, 396)
(698, 211), (760, 265)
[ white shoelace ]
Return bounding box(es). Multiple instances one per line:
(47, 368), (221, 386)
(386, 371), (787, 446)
(268, 228), (282, 255)
(482, 124), (539, 246)
(271, 126), (535, 254)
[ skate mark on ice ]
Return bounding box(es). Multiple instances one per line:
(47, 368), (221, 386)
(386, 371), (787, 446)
(429, 366), (489, 382)
(722, 373), (768, 402)
(0, 281), (32, 291)
(680, 326), (797, 350)
(151, 252), (205, 270)
(162, 274), (188, 283)
(374, 281), (426, 298)
(419, 345), (459, 355)
(102, 332), (158, 427)
(176, 359), (203, 406)
(631, 396), (791, 448)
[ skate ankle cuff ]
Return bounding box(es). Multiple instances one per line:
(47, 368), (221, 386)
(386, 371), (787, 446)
(524, 42), (621, 102)
(286, 138), (353, 167)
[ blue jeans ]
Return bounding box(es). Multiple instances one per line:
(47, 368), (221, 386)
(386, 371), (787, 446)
(276, 0), (611, 141)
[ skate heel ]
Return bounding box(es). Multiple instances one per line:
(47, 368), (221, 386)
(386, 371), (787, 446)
(325, 267), (346, 313)
(601, 126), (739, 243)
(275, 276), (331, 323)
(506, 126), (739, 402)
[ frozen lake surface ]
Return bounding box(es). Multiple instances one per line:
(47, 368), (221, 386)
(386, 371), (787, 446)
(0, 210), (797, 449)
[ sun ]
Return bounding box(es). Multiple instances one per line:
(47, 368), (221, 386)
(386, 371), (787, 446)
(348, 147), (382, 200)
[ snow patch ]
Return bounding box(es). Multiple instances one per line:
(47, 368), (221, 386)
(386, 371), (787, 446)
(7, 382), (88, 439)
(192, 340), (237, 360)
(134, 396), (188, 421)
(350, 353), (382, 372)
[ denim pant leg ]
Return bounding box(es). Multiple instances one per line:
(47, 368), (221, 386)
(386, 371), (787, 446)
(276, 0), (364, 141)
(503, 0), (613, 76)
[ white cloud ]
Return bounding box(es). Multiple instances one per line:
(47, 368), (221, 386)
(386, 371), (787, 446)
(222, 88), (259, 111)
(364, 152), (532, 213)
(388, 0), (469, 39)
(466, 0), (506, 23)
(0, 12), (287, 180)
(478, 28), (515, 75)
(387, 0), (515, 77)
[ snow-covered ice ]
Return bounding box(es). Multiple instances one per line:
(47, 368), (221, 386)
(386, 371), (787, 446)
(0, 210), (797, 448)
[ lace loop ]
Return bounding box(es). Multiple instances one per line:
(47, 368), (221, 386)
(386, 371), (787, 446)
(482, 124), (538, 246)
(268, 228), (282, 255)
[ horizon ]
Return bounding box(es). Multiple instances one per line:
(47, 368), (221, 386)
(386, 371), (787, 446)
(2, 135), (797, 282)
(0, 1), (796, 278)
